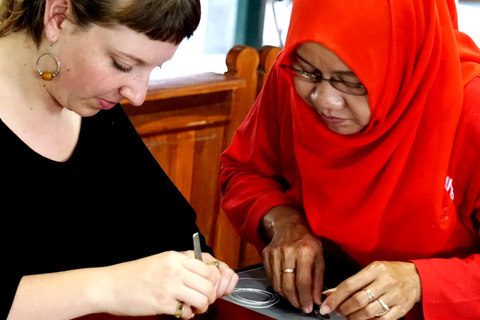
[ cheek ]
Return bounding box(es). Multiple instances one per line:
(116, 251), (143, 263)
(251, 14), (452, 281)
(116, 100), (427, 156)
(60, 58), (114, 94)
(293, 80), (313, 106)
(348, 99), (371, 125)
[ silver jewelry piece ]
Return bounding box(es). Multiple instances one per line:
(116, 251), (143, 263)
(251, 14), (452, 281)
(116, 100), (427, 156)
(363, 288), (375, 302)
(375, 298), (390, 317)
(36, 52), (60, 80)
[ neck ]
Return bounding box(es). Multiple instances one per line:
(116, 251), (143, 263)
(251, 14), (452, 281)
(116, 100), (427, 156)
(0, 31), (82, 163)
(0, 32), (64, 115)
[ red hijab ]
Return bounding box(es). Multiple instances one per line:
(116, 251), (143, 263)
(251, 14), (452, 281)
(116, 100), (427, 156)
(277, 0), (480, 264)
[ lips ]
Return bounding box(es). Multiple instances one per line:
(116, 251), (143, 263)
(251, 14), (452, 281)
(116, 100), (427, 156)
(98, 98), (117, 110)
(320, 113), (346, 124)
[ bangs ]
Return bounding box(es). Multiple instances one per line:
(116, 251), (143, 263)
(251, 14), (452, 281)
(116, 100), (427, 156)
(115, 0), (201, 44)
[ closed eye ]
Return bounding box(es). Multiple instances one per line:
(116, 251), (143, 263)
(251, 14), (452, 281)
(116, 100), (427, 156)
(112, 59), (133, 73)
(299, 69), (322, 80)
(341, 81), (365, 88)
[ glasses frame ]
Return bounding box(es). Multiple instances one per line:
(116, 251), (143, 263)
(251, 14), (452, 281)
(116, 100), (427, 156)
(280, 64), (367, 96)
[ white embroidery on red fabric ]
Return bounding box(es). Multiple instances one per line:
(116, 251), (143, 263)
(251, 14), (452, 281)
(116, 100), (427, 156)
(445, 176), (454, 200)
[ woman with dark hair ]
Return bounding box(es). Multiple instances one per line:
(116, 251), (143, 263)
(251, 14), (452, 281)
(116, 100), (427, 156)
(220, 0), (480, 319)
(0, 0), (238, 319)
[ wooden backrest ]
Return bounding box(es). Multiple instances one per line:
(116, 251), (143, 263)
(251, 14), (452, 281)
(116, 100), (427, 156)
(122, 45), (280, 269)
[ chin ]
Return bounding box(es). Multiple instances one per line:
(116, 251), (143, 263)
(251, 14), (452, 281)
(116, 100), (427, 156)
(70, 106), (102, 118)
(329, 126), (360, 135)
(82, 109), (103, 117)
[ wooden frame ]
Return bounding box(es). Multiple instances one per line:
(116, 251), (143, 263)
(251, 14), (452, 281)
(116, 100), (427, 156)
(122, 45), (281, 268)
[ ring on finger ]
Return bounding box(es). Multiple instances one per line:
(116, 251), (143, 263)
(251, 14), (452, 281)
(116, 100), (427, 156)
(174, 302), (184, 318)
(375, 298), (390, 317)
(281, 268), (295, 273)
(363, 288), (375, 302)
(206, 260), (220, 268)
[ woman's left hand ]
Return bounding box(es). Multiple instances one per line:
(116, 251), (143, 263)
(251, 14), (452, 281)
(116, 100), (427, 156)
(320, 261), (421, 319)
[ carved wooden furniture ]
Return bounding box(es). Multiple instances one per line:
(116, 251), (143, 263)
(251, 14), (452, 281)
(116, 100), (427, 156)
(122, 45), (281, 269)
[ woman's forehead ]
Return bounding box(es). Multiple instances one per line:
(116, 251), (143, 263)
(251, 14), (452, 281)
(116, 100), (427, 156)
(294, 42), (354, 72)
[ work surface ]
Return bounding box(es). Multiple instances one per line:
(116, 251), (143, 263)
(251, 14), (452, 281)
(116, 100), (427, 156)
(223, 265), (346, 320)
(76, 262), (354, 320)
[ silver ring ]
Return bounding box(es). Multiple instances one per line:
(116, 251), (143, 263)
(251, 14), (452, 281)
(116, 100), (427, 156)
(363, 288), (375, 302)
(282, 268), (295, 273)
(375, 298), (390, 317)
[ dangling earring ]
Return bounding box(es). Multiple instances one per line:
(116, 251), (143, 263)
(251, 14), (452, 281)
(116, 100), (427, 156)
(36, 43), (60, 81)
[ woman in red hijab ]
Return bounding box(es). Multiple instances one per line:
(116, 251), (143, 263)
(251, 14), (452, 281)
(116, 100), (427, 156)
(220, 0), (480, 319)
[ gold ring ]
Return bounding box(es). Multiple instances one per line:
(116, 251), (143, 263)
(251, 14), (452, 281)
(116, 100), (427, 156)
(282, 268), (295, 273)
(375, 298), (390, 317)
(363, 288), (375, 302)
(206, 260), (220, 268)
(174, 302), (184, 318)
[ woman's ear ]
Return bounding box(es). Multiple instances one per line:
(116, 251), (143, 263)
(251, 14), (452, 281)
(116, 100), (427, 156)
(43, 0), (70, 43)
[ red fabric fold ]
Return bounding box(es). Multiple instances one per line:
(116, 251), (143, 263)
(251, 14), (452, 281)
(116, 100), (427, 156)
(275, 0), (480, 265)
(220, 0), (480, 318)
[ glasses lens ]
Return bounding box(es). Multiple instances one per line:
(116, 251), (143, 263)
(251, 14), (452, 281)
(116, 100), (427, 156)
(281, 65), (317, 82)
(332, 82), (366, 95)
(281, 64), (367, 95)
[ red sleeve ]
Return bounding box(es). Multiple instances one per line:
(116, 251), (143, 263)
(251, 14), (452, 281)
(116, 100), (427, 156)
(411, 76), (480, 319)
(220, 64), (296, 251)
(412, 254), (480, 318)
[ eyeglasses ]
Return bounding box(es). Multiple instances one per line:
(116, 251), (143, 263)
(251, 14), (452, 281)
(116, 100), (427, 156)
(280, 64), (367, 96)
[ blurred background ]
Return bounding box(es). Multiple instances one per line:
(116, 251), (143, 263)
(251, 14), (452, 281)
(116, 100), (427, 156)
(152, 0), (480, 80)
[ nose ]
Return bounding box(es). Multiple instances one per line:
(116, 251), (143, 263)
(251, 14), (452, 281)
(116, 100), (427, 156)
(119, 73), (150, 107)
(310, 81), (345, 113)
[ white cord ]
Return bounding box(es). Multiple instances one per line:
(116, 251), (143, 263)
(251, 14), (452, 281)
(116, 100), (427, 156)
(228, 278), (281, 308)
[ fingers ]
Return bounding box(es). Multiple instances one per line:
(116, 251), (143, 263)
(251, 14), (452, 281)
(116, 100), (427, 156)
(312, 253), (326, 306)
(320, 261), (420, 319)
(296, 248), (325, 313)
(340, 295), (397, 320)
(215, 261), (239, 297)
(280, 247), (301, 309)
(182, 252), (239, 298)
(182, 268), (217, 305)
(321, 265), (376, 315)
(263, 247), (282, 298)
(262, 235), (325, 314)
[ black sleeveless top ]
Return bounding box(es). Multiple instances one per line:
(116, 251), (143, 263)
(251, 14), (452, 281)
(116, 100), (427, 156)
(1, 105), (209, 318)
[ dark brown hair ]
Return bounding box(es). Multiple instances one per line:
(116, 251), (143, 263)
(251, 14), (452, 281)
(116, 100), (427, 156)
(0, 0), (201, 46)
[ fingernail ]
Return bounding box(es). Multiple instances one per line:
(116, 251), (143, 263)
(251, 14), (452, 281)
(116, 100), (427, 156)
(303, 307), (312, 314)
(320, 305), (330, 315)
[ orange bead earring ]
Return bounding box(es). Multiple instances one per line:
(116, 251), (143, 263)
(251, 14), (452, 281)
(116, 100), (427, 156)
(36, 44), (60, 81)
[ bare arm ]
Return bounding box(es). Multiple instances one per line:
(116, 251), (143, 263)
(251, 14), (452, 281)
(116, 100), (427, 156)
(8, 251), (237, 320)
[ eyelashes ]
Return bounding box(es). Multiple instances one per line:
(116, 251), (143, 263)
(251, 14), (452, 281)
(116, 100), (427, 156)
(112, 59), (133, 73)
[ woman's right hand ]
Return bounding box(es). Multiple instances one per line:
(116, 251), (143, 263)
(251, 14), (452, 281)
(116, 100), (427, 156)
(261, 205), (325, 314)
(98, 251), (221, 319)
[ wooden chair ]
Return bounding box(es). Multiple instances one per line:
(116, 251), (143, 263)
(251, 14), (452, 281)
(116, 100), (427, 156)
(122, 45), (281, 269)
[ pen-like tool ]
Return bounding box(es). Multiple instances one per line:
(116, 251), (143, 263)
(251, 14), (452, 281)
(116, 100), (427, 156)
(192, 232), (203, 261)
